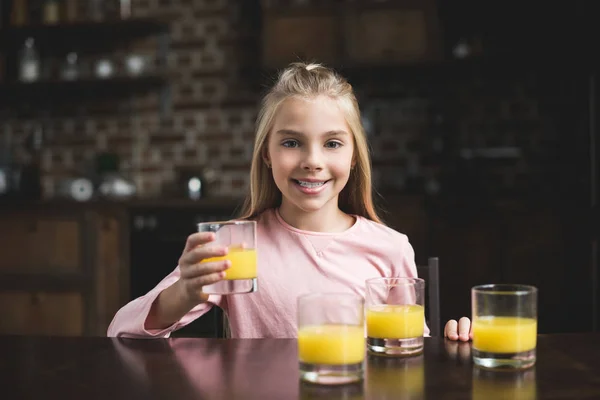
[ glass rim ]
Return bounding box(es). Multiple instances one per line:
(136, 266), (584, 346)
(365, 277), (424, 286)
(472, 284), (537, 295)
(197, 220), (256, 228)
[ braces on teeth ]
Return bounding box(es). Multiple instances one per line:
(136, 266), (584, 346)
(297, 181), (325, 188)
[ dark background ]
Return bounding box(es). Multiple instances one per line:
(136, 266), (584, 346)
(0, 0), (597, 337)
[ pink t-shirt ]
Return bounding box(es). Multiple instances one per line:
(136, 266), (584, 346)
(107, 208), (429, 338)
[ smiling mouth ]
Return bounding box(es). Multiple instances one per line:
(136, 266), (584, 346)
(292, 179), (329, 188)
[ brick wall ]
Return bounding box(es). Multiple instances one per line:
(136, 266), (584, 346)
(2, 0), (571, 200)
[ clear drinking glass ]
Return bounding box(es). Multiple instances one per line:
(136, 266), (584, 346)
(297, 293), (365, 385)
(198, 220), (257, 295)
(471, 284), (538, 370)
(365, 277), (425, 356)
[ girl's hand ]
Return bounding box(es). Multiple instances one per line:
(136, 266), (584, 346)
(177, 232), (231, 304)
(444, 317), (473, 342)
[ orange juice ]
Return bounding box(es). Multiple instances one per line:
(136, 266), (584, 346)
(366, 304), (424, 339)
(473, 317), (537, 353)
(202, 247), (257, 280)
(298, 325), (365, 365)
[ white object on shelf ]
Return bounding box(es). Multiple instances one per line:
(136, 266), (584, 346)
(19, 38), (40, 83)
(61, 52), (79, 81)
(125, 54), (146, 76)
(95, 59), (114, 78)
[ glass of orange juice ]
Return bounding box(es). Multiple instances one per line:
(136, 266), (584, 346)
(198, 220), (257, 294)
(365, 277), (425, 356)
(472, 284), (538, 370)
(297, 293), (365, 385)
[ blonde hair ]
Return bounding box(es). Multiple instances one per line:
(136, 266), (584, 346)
(238, 62), (383, 224)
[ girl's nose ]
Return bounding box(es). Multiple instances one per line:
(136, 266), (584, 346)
(300, 147), (324, 171)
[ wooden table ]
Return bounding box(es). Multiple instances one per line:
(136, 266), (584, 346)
(1, 334), (600, 399)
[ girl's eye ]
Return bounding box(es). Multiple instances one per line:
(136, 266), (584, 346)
(325, 141), (342, 149)
(282, 140), (299, 148)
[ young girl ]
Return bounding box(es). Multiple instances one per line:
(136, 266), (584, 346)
(108, 62), (471, 341)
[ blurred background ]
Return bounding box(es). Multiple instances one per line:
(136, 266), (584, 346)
(0, 0), (597, 338)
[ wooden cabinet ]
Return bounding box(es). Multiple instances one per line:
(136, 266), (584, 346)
(342, 0), (442, 65)
(262, 8), (339, 68)
(0, 204), (129, 336)
(0, 291), (84, 336)
(260, 0), (442, 69)
(0, 215), (81, 273)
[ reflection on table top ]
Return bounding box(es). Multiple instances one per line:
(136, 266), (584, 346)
(1, 334), (599, 399)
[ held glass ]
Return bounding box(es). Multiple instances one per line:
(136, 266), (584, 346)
(198, 220), (257, 295)
(297, 293), (366, 385)
(365, 277), (425, 357)
(471, 284), (538, 370)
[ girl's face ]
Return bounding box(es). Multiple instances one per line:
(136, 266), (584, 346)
(264, 95), (355, 216)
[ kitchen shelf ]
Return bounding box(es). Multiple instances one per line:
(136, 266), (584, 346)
(0, 18), (171, 50)
(0, 75), (168, 104)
